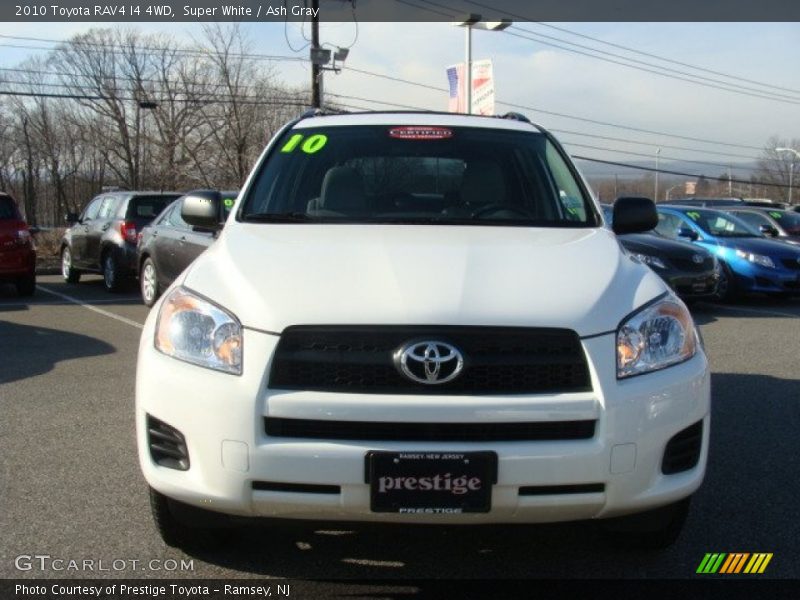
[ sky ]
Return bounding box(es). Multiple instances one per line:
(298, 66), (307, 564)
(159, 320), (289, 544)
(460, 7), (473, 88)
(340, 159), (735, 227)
(1, 20), (799, 179)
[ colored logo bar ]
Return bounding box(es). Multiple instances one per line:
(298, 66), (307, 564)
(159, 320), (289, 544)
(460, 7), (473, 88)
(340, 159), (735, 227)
(697, 553), (773, 574)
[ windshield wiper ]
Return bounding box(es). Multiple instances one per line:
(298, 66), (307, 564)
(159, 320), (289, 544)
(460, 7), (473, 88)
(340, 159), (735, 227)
(242, 212), (316, 223)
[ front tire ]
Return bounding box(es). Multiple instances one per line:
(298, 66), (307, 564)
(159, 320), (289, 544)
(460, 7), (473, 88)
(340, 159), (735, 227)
(139, 257), (160, 307)
(714, 262), (736, 302)
(600, 497), (691, 550)
(148, 487), (228, 550)
(61, 246), (80, 283)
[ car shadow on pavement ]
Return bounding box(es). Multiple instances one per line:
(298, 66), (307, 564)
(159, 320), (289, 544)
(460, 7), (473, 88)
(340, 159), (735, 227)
(0, 321), (116, 384)
(171, 371), (798, 581)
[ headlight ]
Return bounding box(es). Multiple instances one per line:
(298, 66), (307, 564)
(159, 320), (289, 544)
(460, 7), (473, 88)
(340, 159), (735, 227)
(735, 249), (774, 268)
(631, 252), (667, 270)
(617, 295), (697, 379)
(155, 287), (242, 375)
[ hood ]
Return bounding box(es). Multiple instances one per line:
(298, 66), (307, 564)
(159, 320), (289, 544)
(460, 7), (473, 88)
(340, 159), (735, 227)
(715, 235), (800, 257)
(183, 224), (667, 337)
(620, 233), (709, 258)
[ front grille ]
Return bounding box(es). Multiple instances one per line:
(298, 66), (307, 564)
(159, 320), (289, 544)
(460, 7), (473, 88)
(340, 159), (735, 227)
(671, 256), (715, 272)
(265, 417), (596, 441)
(518, 483), (605, 496)
(269, 326), (591, 395)
(781, 258), (800, 271)
(147, 415), (189, 471)
(662, 420), (703, 475)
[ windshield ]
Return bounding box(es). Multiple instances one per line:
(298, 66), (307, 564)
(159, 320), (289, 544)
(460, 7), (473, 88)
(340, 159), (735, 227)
(241, 125), (598, 227)
(765, 209), (800, 234)
(0, 196), (20, 220)
(683, 209), (760, 238)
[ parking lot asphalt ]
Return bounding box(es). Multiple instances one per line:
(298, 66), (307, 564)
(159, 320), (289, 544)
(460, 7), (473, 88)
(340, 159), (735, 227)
(1, 274), (799, 584)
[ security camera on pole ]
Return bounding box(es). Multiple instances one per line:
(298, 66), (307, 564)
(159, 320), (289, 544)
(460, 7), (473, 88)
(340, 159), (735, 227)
(309, 0), (352, 109)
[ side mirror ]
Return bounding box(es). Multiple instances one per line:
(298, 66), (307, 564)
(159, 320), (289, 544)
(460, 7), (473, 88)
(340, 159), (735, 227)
(759, 224), (779, 237)
(181, 191), (222, 231)
(612, 197), (658, 235)
(65, 212), (79, 224)
(678, 227), (699, 241)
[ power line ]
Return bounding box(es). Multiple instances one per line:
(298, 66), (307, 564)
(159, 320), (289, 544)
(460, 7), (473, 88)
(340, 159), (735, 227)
(0, 32), (770, 151)
(526, 23), (800, 96)
(572, 155), (790, 189)
(412, 0), (800, 105)
(550, 128), (758, 161)
(560, 140), (757, 171)
(461, 0), (800, 95)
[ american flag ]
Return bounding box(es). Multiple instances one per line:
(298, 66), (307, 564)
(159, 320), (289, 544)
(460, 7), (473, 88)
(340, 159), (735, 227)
(447, 64), (464, 113)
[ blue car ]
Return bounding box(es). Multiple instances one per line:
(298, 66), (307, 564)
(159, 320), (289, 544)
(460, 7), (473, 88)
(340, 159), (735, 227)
(655, 205), (800, 299)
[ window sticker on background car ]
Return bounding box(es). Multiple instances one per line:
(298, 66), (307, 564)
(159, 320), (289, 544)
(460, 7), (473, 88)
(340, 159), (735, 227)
(223, 198), (235, 209)
(687, 211), (701, 221)
(280, 133), (328, 154)
(769, 211), (783, 219)
(388, 126), (453, 140)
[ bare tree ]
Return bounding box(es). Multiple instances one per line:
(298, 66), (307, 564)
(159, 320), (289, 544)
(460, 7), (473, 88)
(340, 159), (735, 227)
(754, 135), (800, 203)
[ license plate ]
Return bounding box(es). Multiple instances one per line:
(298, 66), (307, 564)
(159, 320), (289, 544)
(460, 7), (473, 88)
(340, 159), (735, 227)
(366, 451), (497, 514)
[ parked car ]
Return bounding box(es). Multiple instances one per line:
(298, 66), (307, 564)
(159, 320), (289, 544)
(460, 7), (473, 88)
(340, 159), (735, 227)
(0, 191), (36, 296)
(601, 204), (719, 299)
(61, 191), (181, 291)
(655, 205), (800, 299)
(723, 206), (800, 246)
(137, 190), (238, 306)
(672, 197), (787, 209)
(137, 111), (710, 550)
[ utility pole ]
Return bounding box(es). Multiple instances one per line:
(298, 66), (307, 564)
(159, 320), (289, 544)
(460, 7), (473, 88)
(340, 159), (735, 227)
(311, 0), (322, 108)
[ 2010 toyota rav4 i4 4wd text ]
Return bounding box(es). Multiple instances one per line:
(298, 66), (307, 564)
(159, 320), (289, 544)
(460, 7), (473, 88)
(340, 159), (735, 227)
(136, 111), (710, 550)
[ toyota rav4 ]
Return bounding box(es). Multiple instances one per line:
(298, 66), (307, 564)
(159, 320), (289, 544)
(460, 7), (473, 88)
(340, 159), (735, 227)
(136, 111), (710, 549)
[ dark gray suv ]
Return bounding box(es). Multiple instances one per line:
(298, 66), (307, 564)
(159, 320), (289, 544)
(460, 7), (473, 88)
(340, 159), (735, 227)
(61, 191), (180, 291)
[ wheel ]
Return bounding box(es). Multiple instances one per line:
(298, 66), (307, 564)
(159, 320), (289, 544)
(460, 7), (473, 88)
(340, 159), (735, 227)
(148, 487), (228, 550)
(102, 252), (124, 292)
(714, 262), (736, 302)
(600, 496), (691, 550)
(139, 257), (160, 307)
(61, 246), (81, 283)
(16, 273), (36, 297)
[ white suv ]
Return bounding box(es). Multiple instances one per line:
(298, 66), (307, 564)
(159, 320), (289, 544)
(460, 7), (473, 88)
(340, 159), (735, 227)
(136, 111), (709, 549)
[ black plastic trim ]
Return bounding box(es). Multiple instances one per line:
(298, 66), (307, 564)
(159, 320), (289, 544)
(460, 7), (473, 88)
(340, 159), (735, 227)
(252, 481), (341, 494)
(518, 483), (605, 496)
(265, 417), (596, 442)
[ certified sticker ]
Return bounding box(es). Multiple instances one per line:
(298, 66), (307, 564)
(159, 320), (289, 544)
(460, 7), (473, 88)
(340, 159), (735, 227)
(389, 126), (453, 140)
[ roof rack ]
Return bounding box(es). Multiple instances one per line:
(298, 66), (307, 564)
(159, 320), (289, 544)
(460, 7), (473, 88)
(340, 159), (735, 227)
(498, 112), (531, 123)
(299, 107), (351, 119)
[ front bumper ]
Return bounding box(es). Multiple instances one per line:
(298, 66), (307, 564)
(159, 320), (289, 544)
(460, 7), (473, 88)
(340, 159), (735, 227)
(136, 321), (710, 525)
(729, 260), (800, 294)
(660, 268), (719, 298)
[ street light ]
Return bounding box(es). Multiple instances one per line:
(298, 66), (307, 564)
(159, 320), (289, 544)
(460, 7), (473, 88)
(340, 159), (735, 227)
(453, 15), (512, 114)
(654, 147), (661, 201)
(135, 97), (158, 189)
(775, 147), (800, 205)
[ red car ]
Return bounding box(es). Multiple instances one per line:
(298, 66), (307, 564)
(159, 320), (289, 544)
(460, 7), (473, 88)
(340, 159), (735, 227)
(0, 192), (36, 296)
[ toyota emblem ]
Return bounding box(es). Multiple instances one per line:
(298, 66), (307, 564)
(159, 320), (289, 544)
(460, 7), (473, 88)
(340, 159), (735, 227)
(395, 341), (464, 385)
(692, 254), (704, 264)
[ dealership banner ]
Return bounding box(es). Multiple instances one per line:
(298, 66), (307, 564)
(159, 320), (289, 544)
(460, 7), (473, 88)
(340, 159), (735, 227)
(446, 59), (495, 116)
